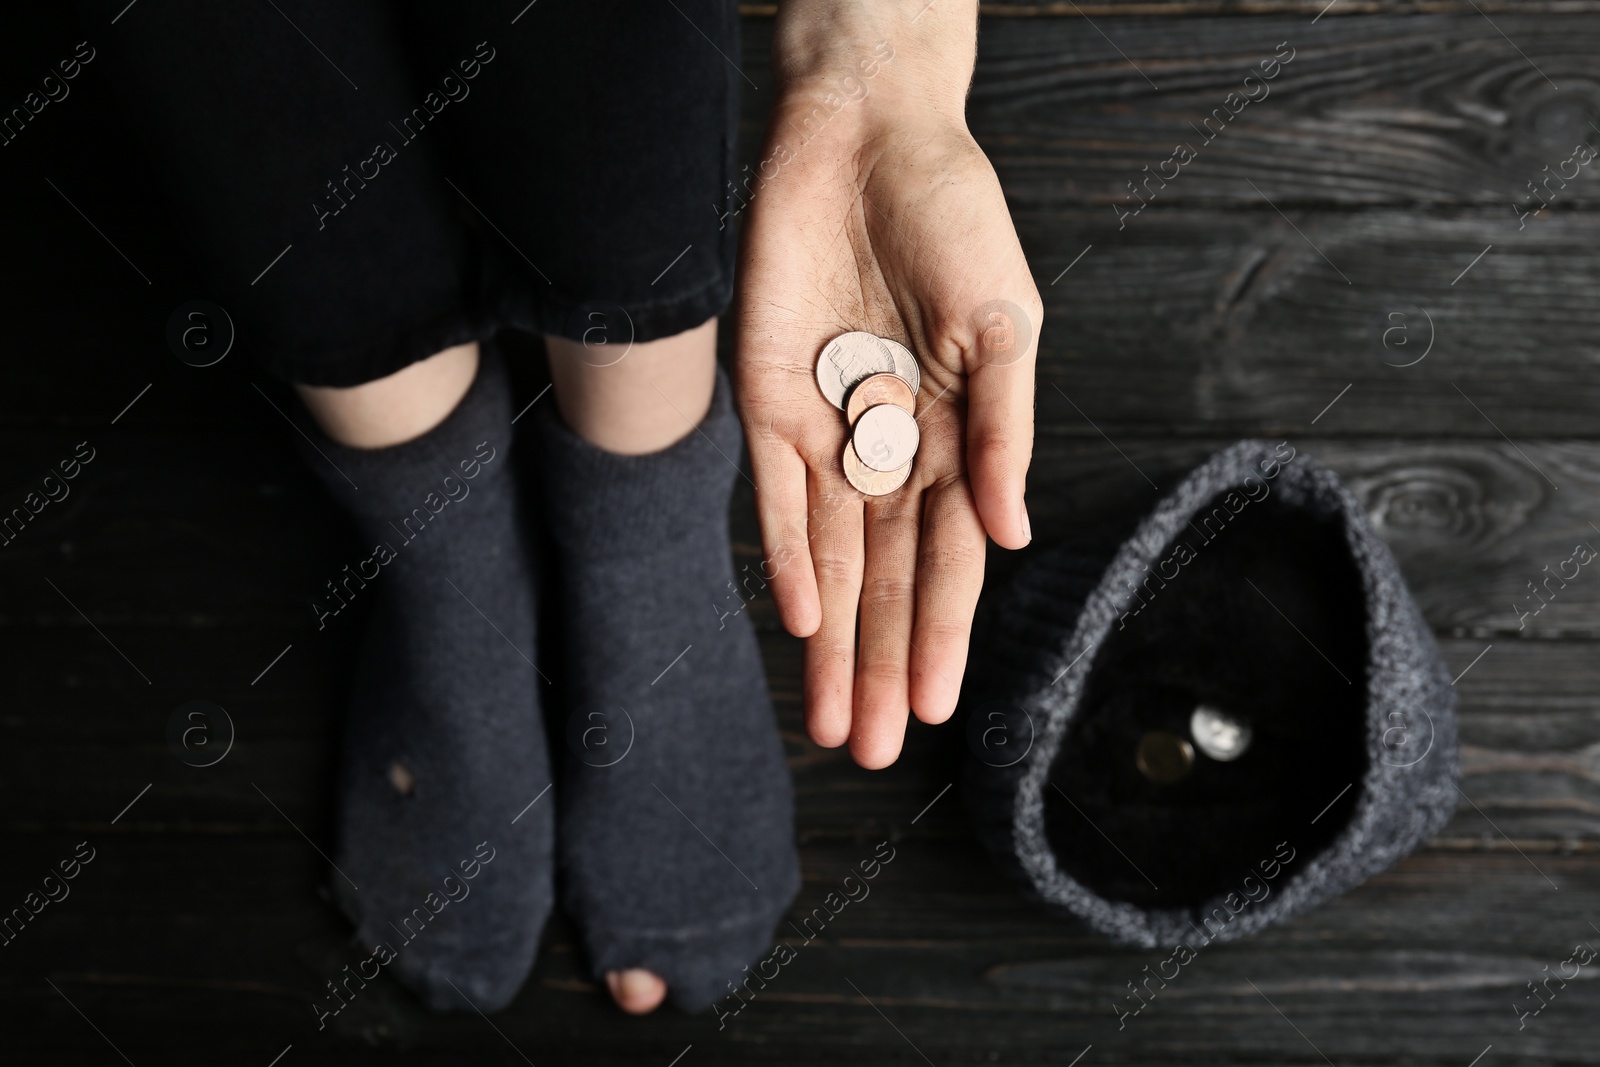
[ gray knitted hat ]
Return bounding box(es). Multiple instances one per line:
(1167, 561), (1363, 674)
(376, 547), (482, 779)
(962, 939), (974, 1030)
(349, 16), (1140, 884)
(964, 440), (1459, 947)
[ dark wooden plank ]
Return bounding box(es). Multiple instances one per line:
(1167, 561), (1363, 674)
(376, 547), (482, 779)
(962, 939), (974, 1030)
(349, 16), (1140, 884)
(0, 428), (350, 631)
(1447, 638), (1600, 848)
(1013, 437), (1600, 638)
(735, 14), (1600, 209)
(731, 19), (1600, 436)
(1020, 209), (1600, 437)
(3, 833), (1595, 1065)
(742, 2), (1600, 13)
(974, 19), (1600, 210)
(5, 617), (1598, 854)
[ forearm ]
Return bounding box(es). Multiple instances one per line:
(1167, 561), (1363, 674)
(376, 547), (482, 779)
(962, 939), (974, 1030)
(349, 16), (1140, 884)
(772, 0), (979, 126)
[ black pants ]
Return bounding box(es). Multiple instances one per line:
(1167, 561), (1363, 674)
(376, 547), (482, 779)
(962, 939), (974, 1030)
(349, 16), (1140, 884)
(90, 0), (742, 386)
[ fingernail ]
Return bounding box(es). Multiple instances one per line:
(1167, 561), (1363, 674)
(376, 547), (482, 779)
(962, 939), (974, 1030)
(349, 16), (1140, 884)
(1021, 506), (1032, 544)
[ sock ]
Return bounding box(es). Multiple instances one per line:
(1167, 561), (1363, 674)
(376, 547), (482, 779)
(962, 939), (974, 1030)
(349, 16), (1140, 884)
(535, 365), (800, 1014)
(301, 343), (555, 1014)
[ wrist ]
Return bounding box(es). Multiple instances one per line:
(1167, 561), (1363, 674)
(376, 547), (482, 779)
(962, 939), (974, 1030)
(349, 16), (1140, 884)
(771, 0), (978, 128)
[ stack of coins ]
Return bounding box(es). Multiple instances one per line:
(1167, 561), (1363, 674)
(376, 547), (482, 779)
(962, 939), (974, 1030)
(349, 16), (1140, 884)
(815, 331), (921, 496)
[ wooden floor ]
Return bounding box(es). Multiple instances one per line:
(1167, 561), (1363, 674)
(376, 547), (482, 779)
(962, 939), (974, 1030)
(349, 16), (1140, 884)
(4, 2), (1600, 1064)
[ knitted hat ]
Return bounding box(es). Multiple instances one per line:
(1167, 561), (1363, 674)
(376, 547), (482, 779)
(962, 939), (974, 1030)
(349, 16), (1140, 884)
(964, 440), (1459, 947)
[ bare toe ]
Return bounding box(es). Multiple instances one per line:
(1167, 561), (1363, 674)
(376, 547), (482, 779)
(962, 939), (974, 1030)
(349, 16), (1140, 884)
(605, 968), (667, 1014)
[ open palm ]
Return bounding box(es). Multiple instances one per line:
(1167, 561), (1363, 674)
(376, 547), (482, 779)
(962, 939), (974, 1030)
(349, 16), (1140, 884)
(736, 101), (1041, 768)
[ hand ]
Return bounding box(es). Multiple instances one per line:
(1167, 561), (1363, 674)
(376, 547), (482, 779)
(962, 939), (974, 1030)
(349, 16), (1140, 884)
(736, 11), (1040, 769)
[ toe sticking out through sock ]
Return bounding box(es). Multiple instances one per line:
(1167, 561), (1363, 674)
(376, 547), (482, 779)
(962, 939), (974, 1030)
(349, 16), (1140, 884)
(605, 969), (668, 1015)
(387, 761), (415, 797)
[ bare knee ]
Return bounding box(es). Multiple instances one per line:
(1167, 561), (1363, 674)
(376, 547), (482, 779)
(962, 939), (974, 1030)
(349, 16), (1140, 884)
(297, 342), (480, 449)
(545, 317), (717, 455)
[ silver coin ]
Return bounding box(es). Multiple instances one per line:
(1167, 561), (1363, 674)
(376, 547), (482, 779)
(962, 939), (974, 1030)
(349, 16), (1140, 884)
(816, 332), (895, 410)
(852, 403), (920, 472)
(1190, 703), (1252, 762)
(879, 338), (921, 396)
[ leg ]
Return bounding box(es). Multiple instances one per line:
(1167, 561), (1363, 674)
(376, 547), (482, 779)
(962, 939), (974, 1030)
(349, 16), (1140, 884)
(537, 321), (800, 1017)
(404, 0), (779, 1016)
(545, 316), (711, 1015)
(97, 0), (551, 1015)
(296, 342), (479, 448)
(294, 341), (557, 1014)
(545, 318), (717, 455)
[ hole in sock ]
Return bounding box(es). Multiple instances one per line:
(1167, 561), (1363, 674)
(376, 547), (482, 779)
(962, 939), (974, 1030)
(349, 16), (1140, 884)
(388, 760), (416, 797)
(1045, 492), (1368, 909)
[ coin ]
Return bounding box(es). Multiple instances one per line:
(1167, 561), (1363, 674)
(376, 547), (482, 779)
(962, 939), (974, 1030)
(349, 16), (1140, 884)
(1190, 703), (1252, 762)
(1135, 731), (1194, 784)
(842, 439), (912, 496)
(845, 372), (916, 425)
(879, 338), (921, 396)
(816, 332), (895, 409)
(852, 404), (920, 472)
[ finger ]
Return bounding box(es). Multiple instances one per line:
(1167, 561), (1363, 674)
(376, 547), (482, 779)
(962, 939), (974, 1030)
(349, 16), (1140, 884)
(745, 425), (821, 638)
(849, 488), (922, 769)
(909, 476), (988, 724)
(802, 466), (864, 750)
(965, 301), (1040, 550)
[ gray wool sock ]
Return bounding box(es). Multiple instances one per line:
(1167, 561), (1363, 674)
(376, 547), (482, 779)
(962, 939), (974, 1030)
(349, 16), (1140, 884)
(535, 365), (800, 1015)
(301, 344), (554, 1015)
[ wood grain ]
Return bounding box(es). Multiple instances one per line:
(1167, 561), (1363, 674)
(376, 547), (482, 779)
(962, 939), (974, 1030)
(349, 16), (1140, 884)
(737, 14), (1600, 210)
(4, 605), (1597, 851)
(1012, 437), (1600, 638)
(740, 2), (1600, 13)
(1017, 209), (1600, 437)
(978, 16), (1600, 211)
(732, 14), (1600, 436)
(2, 836), (1594, 1064)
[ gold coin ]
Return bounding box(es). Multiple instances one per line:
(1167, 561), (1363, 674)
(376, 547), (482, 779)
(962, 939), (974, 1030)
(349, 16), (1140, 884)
(845, 372), (916, 426)
(1135, 731), (1194, 784)
(842, 439), (912, 497)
